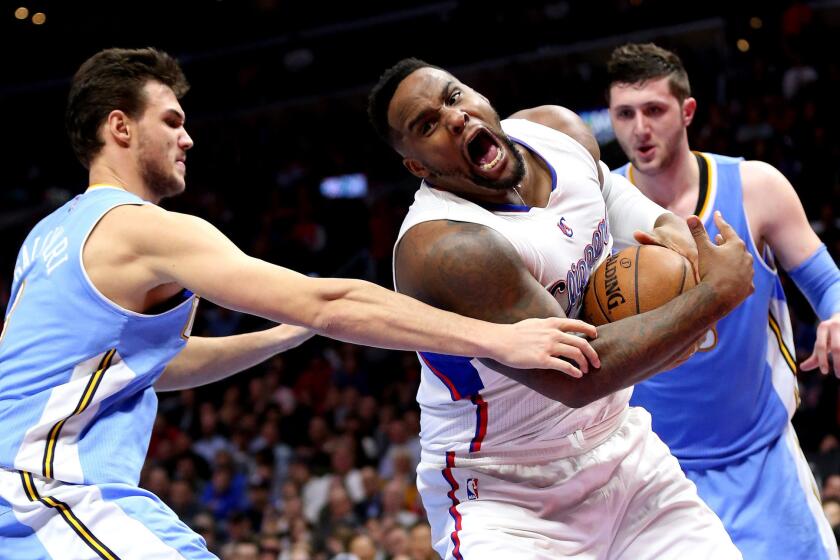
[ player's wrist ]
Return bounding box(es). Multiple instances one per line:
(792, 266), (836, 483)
(475, 323), (509, 361)
(695, 279), (744, 320)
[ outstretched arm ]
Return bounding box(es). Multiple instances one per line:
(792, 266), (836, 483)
(96, 204), (582, 373)
(741, 160), (840, 375)
(155, 324), (315, 392)
(396, 213), (753, 408)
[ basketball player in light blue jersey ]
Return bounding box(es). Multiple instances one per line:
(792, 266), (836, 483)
(607, 43), (840, 559)
(0, 48), (603, 560)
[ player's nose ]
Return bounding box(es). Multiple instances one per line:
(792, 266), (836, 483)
(633, 114), (652, 138)
(442, 106), (468, 134)
(634, 113), (651, 133)
(180, 130), (194, 151)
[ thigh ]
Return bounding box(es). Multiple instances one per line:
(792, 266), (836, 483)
(609, 410), (741, 560)
(0, 468), (214, 560)
(416, 456), (614, 560)
(688, 426), (837, 560)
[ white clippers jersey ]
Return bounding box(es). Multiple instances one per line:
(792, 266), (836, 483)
(394, 118), (629, 464)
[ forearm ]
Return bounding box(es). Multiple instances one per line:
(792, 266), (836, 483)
(311, 278), (505, 358)
(192, 257), (507, 361)
(485, 281), (728, 407)
(788, 244), (840, 321)
(572, 280), (723, 403)
(155, 324), (314, 392)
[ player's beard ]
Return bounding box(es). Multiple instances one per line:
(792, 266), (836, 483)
(425, 133), (526, 192)
(138, 136), (184, 200)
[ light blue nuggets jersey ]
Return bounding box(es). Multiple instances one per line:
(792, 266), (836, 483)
(615, 153), (797, 469)
(0, 187), (198, 486)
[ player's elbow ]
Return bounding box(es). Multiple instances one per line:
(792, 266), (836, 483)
(301, 278), (356, 336)
(559, 389), (599, 409)
(310, 279), (381, 339)
(559, 369), (624, 409)
(310, 300), (342, 337)
(505, 367), (598, 408)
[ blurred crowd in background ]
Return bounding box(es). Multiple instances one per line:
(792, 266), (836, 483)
(1, 2), (839, 558)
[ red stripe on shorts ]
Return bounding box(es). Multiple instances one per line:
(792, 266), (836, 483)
(442, 451), (464, 559)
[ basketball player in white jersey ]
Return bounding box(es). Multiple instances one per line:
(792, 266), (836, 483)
(367, 58), (755, 559)
(0, 48), (600, 560)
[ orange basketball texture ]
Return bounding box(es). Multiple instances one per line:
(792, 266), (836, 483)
(581, 245), (697, 326)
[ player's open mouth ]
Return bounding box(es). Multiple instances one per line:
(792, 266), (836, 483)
(467, 129), (504, 171)
(637, 145), (655, 158)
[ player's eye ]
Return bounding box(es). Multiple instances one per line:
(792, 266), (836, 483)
(421, 120), (435, 135)
(448, 90), (461, 105)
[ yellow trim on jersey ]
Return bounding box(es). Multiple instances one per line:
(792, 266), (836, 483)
(626, 153), (716, 222)
(768, 312), (796, 375)
(43, 419), (67, 479)
(41, 496), (120, 560)
(86, 184), (126, 191)
(42, 348), (117, 479)
(180, 297), (199, 340)
(19, 470), (120, 560)
(694, 151), (716, 220)
(20, 470), (39, 501)
(0, 280), (26, 347)
(790, 429), (822, 502)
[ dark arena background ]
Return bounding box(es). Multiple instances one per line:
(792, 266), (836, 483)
(1, 1), (839, 558)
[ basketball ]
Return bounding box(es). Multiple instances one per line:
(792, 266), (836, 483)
(581, 245), (696, 326)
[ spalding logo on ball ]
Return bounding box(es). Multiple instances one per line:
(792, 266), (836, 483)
(581, 244), (717, 351)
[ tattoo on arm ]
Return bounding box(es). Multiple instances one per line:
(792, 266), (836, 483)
(396, 220), (560, 323)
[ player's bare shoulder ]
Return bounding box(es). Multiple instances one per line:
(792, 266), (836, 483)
(395, 220), (528, 315)
(739, 160), (801, 229)
(93, 203), (224, 258)
(739, 159), (791, 192)
(739, 159), (821, 268)
(82, 204), (178, 310)
(395, 220), (506, 296)
(85, 203), (156, 263)
(509, 105), (600, 162)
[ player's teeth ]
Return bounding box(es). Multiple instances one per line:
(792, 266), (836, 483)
(480, 147), (504, 170)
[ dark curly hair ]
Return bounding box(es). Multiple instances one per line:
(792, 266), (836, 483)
(66, 47), (190, 169)
(367, 57), (443, 146)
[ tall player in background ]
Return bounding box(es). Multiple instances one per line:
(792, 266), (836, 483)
(368, 58), (754, 559)
(0, 47), (599, 559)
(607, 42), (840, 559)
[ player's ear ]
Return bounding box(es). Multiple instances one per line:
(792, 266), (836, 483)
(106, 110), (132, 148)
(403, 158), (429, 179)
(682, 97), (697, 127)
